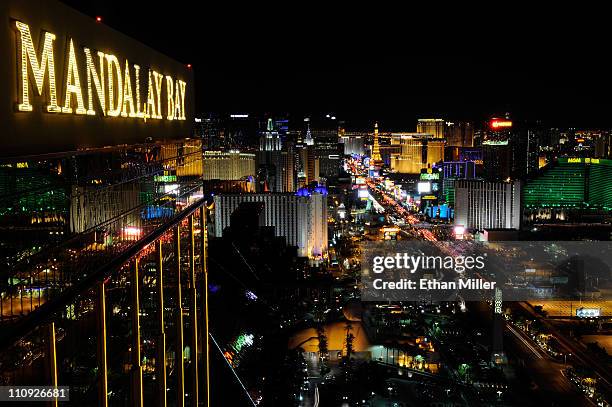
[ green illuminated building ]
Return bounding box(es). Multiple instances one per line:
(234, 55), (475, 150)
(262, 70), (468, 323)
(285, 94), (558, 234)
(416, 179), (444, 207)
(587, 159), (612, 208)
(523, 157), (612, 210)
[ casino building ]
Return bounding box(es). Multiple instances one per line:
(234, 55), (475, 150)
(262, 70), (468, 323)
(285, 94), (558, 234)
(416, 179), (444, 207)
(213, 187), (329, 258)
(454, 179), (522, 231)
(0, 1), (218, 405)
(523, 157), (612, 222)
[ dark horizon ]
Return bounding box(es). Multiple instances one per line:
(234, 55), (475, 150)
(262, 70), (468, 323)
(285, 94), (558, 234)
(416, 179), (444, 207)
(58, 1), (612, 129)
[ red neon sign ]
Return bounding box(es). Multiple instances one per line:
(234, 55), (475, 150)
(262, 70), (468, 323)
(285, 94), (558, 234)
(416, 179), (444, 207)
(490, 119), (513, 129)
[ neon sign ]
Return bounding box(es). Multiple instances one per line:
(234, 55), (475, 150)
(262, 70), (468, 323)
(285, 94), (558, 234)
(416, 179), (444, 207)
(14, 20), (187, 122)
(489, 119), (512, 129)
(420, 172), (440, 181)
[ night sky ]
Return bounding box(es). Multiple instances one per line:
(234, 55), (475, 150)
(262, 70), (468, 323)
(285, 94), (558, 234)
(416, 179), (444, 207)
(59, 1), (612, 128)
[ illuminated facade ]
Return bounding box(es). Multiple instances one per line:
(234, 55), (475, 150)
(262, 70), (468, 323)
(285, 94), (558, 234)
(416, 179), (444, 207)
(298, 145), (320, 185)
(274, 150), (296, 193)
(213, 189), (328, 258)
(341, 133), (366, 156)
(390, 135), (445, 174)
(202, 150), (256, 180)
(441, 161), (477, 206)
(311, 128), (341, 179)
(304, 122), (314, 146)
(454, 180), (522, 230)
(417, 118), (445, 138)
(259, 118), (282, 151)
(1, 1), (194, 157)
(0, 3), (209, 406)
(523, 157), (612, 210)
(371, 122), (382, 162)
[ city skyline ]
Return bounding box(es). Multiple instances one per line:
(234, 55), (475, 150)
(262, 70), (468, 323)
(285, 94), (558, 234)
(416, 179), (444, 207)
(2, 1), (612, 406)
(58, 1), (612, 128)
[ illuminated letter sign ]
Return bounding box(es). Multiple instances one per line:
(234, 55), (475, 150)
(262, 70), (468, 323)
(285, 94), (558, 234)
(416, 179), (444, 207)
(84, 48), (106, 116)
(121, 59), (136, 117)
(105, 54), (123, 117)
(176, 80), (186, 120)
(133, 64), (143, 118)
(152, 71), (164, 120)
(489, 119), (513, 130)
(166, 75), (175, 120)
(13, 20), (187, 122)
(15, 21), (61, 112)
(62, 39), (86, 114)
(420, 172), (440, 180)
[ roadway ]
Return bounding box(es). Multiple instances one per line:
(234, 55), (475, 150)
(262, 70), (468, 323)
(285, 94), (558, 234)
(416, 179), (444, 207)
(518, 301), (612, 396)
(471, 301), (593, 407)
(506, 319), (588, 405)
(352, 169), (597, 405)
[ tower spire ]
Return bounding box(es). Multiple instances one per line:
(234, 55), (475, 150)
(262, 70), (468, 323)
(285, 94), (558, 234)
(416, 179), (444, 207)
(371, 121), (382, 162)
(305, 122), (314, 146)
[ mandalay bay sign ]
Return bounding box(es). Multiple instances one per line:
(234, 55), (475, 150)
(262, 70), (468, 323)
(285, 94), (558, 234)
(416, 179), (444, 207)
(14, 20), (187, 121)
(0, 0), (194, 157)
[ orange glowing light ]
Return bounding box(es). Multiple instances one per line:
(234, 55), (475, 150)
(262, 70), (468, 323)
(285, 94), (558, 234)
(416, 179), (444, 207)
(490, 119), (512, 129)
(96, 16), (102, 23)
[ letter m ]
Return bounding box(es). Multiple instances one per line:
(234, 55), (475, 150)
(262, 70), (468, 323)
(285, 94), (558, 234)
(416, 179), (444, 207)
(15, 21), (60, 112)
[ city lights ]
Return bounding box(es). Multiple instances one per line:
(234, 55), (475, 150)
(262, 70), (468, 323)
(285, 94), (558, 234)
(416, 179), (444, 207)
(3, 3), (612, 407)
(122, 226), (142, 240)
(453, 226), (465, 236)
(417, 182), (431, 194)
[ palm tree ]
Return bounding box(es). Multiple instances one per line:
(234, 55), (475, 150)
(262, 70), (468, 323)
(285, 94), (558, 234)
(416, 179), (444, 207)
(344, 322), (355, 360)
(317, 325), (328, 357)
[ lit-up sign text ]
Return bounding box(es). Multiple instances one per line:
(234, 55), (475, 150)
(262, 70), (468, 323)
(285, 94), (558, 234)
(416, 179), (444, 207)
(14, 20), (187, 122)
(489, 119), (513, 130)
(420, 172), (440, 181)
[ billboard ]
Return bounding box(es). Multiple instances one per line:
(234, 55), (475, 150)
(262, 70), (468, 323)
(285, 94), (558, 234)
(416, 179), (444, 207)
(489, 119), (512, 130)
(417, 182), (431, 194)
(0, 0), (194, 157)
(576, 308), (600, 318)
(358, 186), (368, 199)
(420, 172), (440, 181)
